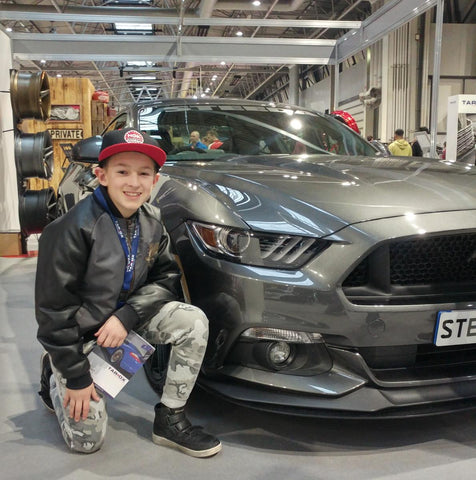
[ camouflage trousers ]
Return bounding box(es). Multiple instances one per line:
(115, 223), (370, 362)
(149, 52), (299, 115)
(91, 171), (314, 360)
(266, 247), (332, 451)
(48, 301), (209, 453)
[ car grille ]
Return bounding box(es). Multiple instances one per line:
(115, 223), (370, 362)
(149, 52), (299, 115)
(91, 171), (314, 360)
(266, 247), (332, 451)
(357, 344), (476, 383)
(342, 233), (476, 305)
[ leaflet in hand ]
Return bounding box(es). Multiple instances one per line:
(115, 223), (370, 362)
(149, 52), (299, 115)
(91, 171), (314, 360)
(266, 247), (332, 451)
(88, 331), (155, 398)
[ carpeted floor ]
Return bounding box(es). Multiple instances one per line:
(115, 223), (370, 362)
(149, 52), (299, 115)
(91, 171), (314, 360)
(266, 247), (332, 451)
(2, 256), (476, 480)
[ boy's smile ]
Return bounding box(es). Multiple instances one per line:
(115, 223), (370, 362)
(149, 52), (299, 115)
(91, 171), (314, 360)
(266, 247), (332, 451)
(95, 152), (159, 218)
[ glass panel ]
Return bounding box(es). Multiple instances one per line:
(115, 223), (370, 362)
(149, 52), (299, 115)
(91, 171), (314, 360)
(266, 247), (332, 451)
(139, 103), (378, 161)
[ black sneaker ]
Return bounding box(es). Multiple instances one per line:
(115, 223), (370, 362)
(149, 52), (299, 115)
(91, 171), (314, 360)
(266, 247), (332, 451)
(152, 404), (222, 458)
(38, 352), (54, 413)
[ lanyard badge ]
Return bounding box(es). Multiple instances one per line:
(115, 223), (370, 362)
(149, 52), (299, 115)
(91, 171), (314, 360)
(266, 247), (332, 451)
(94, 188), (140, 306)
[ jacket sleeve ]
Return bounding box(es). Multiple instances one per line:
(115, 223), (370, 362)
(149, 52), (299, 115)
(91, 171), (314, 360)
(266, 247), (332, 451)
(114, 221), (183, 332)
(35, 215), (94, 389)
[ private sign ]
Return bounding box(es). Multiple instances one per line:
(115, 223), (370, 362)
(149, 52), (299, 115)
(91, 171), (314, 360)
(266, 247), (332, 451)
(49, 129), (83, 140)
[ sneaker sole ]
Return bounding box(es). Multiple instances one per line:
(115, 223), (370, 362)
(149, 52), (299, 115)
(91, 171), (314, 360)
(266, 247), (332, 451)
(152, 433), (222, 458)
(40, 352), (55, 413)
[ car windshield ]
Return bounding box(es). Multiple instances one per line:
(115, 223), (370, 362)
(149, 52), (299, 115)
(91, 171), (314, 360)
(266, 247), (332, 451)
(138, 103), (377, 161)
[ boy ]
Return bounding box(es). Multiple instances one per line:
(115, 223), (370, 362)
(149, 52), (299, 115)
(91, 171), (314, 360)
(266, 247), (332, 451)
(35, 128), (221, 458)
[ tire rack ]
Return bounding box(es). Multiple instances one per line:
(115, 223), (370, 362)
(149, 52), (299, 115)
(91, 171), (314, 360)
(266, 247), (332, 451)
(9, 70), (56, 250)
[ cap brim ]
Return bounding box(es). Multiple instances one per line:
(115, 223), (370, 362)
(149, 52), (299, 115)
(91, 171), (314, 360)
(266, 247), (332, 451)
(99, 143), (166, 167)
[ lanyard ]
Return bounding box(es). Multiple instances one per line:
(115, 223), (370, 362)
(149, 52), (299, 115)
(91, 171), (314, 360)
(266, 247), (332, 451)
(93, 187), (140, 306)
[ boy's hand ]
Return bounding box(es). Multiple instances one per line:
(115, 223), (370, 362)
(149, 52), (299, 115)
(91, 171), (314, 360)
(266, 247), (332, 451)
(95, 315), (127, 348)
(64, 383), (100, 422)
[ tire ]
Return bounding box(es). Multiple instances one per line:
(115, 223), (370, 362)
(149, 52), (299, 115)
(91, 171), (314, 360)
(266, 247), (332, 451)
(110, 349), (124, 364)
(14, 130), (54, 179)
(10, 70), (51, 121)
(144, 344), (170, 395)
(18, 187), (57, 236)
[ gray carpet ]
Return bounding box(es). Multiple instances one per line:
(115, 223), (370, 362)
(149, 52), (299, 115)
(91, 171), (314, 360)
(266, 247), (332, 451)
(2, 256), (476, 480)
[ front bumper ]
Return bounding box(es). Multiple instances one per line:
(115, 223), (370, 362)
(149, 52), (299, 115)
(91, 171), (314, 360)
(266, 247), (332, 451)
(198, 344), (476, 418)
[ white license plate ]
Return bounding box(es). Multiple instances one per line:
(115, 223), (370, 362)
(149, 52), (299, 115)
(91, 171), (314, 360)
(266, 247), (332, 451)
(434, 309), (476, 346)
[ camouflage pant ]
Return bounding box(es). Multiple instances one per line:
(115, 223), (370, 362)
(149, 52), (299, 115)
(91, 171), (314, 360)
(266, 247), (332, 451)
(49, 344), (108, 454)
(48, 301), (209, 453)
(137, 301), (209, 409)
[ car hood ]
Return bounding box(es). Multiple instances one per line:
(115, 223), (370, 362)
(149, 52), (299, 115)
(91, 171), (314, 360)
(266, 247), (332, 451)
(164, 155), (476, 237)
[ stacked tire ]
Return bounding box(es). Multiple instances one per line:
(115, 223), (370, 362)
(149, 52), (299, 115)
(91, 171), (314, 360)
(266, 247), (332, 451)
(10, 70), (56, 239)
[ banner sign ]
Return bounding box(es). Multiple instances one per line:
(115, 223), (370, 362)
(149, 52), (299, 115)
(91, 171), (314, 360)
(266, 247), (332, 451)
(48, 129), (84, 140)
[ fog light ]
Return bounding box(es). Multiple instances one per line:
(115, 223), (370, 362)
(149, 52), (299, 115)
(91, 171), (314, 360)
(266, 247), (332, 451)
(268, 341), (292, 366)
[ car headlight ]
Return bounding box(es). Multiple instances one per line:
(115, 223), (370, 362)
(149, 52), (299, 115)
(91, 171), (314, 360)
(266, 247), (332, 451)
(188, 221), (331, 269)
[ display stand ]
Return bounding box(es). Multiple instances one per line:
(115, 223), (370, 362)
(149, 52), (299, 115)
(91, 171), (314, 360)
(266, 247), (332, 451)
(446, 94), (476, 162)
(21, 77), (95, 193)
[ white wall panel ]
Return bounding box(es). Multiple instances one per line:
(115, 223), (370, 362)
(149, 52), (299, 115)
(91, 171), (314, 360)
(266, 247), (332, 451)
(301, 61), (365, 115)
(0, 31), (20, 232)
(428, 24), (476, 76)
(465, 79), (476, 94)
(437, 78), (464, 132)
(300, 74), (331, 113)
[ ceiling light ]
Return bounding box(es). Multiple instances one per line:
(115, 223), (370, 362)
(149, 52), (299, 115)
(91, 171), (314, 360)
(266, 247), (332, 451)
(56, 74), (62, 78)
(114, 22), (153, 34)
(252, 0), (261, 5)
(127, 61), (147, 66)
(131, 76), (156, 80)
(40, 59), (46, 64)
(103, 0), (153, 3)
(6, 27), (13, 32)
(236, 30), (243, 37)
(220, 61), (226, 66)
(115, 23), (152, 30)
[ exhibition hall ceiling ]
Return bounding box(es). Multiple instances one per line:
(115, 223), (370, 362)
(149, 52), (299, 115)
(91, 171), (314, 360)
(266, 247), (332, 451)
(1, 0), (475, 108)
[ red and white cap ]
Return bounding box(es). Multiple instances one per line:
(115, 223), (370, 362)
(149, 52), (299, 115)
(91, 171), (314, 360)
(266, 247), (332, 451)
(99, 127), (166, 167)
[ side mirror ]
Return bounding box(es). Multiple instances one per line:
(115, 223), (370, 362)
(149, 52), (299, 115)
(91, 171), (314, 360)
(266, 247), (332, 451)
(72, 135), (102, 164)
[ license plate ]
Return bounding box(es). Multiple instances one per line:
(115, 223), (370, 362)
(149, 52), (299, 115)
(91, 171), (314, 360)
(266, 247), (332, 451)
(434, 309), (476, 346)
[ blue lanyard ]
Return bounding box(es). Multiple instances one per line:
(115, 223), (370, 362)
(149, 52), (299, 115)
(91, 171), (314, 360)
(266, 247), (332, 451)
(93, 187), (140, 306)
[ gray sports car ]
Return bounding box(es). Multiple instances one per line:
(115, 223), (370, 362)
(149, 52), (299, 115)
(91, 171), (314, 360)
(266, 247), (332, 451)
(65, 98), (476, 417)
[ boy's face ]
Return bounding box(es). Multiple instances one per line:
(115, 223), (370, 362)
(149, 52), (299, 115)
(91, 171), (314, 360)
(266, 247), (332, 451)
(94, 152), (159, 218)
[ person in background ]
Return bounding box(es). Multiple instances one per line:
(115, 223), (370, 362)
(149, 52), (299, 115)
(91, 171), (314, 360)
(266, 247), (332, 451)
(202, 134), (212, 148)
(441, 141), (447, 160)
(205, 129), (224, 149)
(36, 128), (221, 458)
(411, 126), (429, 157)
(388, 129), (412, 156)
(189, 131), (207, 150)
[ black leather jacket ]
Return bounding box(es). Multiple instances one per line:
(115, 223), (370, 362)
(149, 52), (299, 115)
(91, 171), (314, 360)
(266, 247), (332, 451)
(36, 191), (182, 389)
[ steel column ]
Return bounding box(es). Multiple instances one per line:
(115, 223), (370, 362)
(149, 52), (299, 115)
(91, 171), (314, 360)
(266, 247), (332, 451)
(430, 0), (444, 158)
